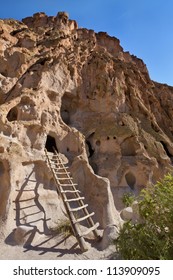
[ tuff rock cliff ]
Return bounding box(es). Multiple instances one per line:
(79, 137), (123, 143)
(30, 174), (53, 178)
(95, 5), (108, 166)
(0, 12), (173, 257)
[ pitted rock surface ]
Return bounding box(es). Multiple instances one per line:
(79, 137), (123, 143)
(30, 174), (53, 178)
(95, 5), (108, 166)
(1, 12), (173, 256)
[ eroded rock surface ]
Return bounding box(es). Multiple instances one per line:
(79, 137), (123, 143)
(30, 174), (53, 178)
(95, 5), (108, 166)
(1, 12), (173, 256)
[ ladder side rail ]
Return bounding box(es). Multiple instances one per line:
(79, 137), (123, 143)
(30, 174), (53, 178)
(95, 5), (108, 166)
(45, 149), (62, 195)
(53, 149), (101, 240)
(51, 169), (88, 252)
(45, 149), (88, 252)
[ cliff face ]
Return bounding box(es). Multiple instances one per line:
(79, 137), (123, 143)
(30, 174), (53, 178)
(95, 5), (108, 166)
(0, 12), (173, 248)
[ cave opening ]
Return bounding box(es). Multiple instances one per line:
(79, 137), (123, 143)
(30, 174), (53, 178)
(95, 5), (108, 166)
(45, 135), (58, 153)
(86, 140), (94, 158)
(121, 137), (136, 156)
(125, 172), (136, 190)
(61, 109), (70, 125)
(160, 141), (173, 158)
(7, 106), (18, 122)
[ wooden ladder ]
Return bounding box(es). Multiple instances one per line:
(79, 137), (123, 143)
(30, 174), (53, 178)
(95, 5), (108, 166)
(45, 148), (101, 252)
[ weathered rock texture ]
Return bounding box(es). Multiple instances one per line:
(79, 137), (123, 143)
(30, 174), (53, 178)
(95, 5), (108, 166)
(1, 12), (173, 254)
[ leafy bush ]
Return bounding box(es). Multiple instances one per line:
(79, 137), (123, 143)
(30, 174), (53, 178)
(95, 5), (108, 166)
(122, 192), (135, 207)
(116, 173), (173, 259)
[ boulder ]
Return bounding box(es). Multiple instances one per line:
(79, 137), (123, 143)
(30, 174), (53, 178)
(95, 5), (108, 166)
(120, 207), (133, 221)
(101, 225), (119, 250)
(14, 225), (34, 245)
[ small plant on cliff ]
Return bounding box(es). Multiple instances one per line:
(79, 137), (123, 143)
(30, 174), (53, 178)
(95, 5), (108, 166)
(116, 173), (173, 259)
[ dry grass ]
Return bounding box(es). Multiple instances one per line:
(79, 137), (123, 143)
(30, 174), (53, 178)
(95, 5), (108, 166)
(50, 219), (73, 237)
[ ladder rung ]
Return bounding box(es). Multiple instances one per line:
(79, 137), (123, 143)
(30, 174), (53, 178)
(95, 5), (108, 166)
(46, 152), (54, 156)
(51, 165), (67, 170)
(59, 183), (78, 186)
(61, 190), (81, 194)
(50, 159), (63, 162)
(51, 166), (68, 170)
(50, 164), (62, 167)
(55, 177), (73, 180)
(70, 204), (88, 212)
(50, 154), (59, 157)
(64, 197), (85, 202)
(80, 223), (99, 237)
(57, 172), (71, 175)
(74, 212), (95, 224)
(50, 160), (68, 165)
(50, 161), (68, 168)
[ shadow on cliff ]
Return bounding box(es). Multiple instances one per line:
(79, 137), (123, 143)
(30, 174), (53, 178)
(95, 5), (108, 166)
(5, 168), (84, 257)
(23, 235), (82, 256)
(22, 235), (102, 257)
(5, 170), (49, 247)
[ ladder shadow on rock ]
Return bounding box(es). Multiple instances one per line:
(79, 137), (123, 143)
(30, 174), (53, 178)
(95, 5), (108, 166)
(5, 168), (88, 257)
(6, 169), (51, 250)
(23, 235), (83, 257)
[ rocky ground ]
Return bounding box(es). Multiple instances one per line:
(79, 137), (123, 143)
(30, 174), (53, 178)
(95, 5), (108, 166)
(0, 231), (118, 260)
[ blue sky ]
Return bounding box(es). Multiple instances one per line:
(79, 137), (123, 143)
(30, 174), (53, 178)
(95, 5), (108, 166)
(1, 0), (173, 86)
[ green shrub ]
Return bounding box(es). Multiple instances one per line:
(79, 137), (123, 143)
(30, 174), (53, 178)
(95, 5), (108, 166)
(122, 192), (135, 207)
(116, 173), (173, 259)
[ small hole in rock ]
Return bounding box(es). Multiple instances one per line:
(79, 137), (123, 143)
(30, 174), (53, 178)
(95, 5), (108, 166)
(96, 140), (101, 146)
